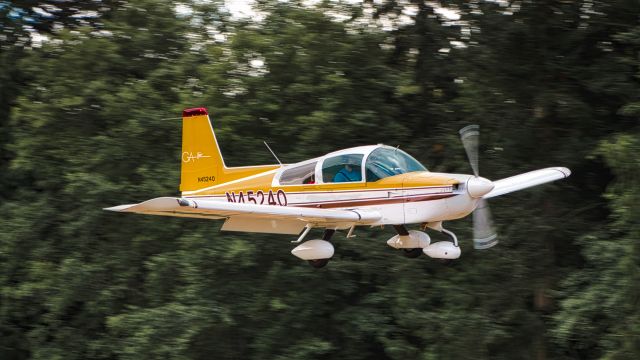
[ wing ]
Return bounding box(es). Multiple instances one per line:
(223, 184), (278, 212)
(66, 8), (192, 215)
(105, 197), (381, 234)
(483, 167), (571, 199)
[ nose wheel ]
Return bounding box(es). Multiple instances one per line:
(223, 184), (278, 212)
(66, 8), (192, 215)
(421, 222), (462, 259)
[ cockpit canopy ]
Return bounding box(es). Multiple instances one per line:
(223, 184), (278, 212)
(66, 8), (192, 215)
(275, 145), (427, 185)
(322, 154), (364, 183)
(364, 147), (426, 182)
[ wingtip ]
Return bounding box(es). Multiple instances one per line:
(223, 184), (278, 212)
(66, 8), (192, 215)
(103, 205), (133, 212)
(556, 167), (571, 178)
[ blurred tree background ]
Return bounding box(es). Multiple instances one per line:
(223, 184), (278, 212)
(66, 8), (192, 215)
(1, 0), (638, 359)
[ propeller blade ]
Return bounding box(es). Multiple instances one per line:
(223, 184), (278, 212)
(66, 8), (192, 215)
(459, 124), (480, 177)
(473, 199), (498, 249)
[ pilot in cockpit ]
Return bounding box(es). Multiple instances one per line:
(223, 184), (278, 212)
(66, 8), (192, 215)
(333, 156), (362, 183)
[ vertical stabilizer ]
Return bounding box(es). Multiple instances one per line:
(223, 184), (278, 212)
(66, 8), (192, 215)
(180, 108), (223, 191)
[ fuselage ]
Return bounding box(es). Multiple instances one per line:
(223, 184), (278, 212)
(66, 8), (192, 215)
(181, 145), (479, 226)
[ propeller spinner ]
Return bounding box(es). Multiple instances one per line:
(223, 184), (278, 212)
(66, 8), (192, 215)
(459, 125), (499, 250)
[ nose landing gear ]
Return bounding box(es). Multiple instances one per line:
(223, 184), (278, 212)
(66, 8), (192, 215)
(422, 222), (461, 259)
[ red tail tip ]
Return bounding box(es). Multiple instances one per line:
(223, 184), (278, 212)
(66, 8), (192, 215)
(182, 107), (208, 117)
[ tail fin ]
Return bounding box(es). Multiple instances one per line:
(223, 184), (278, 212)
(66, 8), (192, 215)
(180, 108), (223, 191)
(180, 108), (279, 192)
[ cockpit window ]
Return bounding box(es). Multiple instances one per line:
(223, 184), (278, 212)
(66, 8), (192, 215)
(279, 162), (317, 185)
(365, 148), (426, 182)
(322, 154), (364, 183)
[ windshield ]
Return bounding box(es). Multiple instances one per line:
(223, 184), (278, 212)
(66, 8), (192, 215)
(365, 148), (427, 182)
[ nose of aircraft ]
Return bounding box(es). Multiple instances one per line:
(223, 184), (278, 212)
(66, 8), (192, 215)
(467, 176), (495, 198)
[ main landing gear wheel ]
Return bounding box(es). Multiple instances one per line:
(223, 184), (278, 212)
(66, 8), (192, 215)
(402, 248), (423, 258)
(391, 225), (428, 259)
(291, 229), (336, 268)
(308, 259), (330, 268)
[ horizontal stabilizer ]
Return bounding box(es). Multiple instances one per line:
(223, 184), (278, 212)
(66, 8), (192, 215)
(483, 167), (571, 199)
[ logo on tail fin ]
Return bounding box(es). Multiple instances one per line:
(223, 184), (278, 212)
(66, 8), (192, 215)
(182, 152), (212, 163)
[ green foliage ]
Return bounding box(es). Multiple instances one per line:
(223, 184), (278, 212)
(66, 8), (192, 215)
(553, 135), (640, 359)
(1, 1), (639, 359)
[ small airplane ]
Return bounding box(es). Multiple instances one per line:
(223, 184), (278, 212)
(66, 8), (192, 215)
(106, 107), (571, 268)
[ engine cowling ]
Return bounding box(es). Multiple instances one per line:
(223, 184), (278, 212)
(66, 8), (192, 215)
(291, 240), (334, 260)
(387, 230), (431, 249)
(423, 241), (461, 259)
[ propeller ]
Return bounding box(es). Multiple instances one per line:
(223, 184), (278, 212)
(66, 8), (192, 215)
(459, 125), (479, 177)
(459, 125), (499, 249)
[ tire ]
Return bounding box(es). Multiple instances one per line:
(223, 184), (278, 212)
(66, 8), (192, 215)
(308, 259), (330, 268)
(402, 248), (423, 258)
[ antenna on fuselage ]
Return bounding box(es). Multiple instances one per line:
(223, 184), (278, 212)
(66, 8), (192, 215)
(263, 141), (283, 166)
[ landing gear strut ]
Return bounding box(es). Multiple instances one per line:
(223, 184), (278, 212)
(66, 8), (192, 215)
(440, 227), (459, 247)
(422, 222), (461, 259)
(393, 224), (410, 236)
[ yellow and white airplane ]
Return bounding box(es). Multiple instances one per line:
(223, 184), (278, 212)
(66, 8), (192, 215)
(106, 107), (571, 268)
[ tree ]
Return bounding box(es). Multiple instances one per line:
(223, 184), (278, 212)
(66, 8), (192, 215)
(1, 0), (639, 359)
(552, 21), (640, 359)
